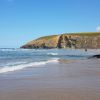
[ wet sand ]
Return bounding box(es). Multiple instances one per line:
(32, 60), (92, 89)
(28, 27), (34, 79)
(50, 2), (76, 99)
(0, 59), (100, 100)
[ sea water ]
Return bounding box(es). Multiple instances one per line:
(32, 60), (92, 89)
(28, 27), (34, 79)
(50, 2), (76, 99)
(0, 48), (100, 73)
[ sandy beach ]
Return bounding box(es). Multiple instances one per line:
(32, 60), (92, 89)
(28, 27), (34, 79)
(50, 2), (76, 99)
(0, 0), (100, 99)
(0, 59), (100, 100)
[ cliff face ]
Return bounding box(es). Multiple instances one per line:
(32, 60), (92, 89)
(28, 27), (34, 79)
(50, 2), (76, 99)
(21, 35), (60, 49)
(21, 32), (100, 49)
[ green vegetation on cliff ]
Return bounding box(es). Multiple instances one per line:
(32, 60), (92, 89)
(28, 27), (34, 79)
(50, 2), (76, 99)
(64, 32), (100, 35)
(21, 32), (100, 49)
(36, 35), (58, 40)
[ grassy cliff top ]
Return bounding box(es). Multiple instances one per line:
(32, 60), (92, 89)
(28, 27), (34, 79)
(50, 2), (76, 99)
(36, 35), (58, 40)
(27, 32), (100, 45)
(37, 32), (100, 40)
(64, 32), (100, 36)
(27, 35), (58, 44)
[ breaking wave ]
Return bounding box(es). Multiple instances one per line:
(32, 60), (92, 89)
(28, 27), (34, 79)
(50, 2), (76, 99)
(47, 53), (59, 56)
(0, 59), (59, 74)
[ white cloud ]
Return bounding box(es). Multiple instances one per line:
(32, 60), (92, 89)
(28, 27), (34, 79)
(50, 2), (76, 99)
(96, 26), (100, 32)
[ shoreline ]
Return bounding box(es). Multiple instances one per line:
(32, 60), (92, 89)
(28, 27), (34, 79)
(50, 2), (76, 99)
(0, 59), (100, 100)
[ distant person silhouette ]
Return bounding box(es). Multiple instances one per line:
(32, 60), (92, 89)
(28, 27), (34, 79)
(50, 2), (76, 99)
(85, 48), (87, 52)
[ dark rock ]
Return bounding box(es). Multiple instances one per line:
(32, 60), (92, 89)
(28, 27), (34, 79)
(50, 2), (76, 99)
(92, 54), (100, 58)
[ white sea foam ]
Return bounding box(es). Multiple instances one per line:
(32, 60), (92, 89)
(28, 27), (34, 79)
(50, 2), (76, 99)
(6, 61), (27, 66)
(0, 59), (59, 74)
(0, 48), (33, 52)
(0, 48), (17, 52)
(47, 53), (59, 56)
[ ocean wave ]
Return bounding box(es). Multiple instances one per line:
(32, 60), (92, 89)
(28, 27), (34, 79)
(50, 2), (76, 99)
(0, 48), (48, 52)
(47, 53), (59, 56)
(0, 48), (18, 52)
(47, 52), (90, 57)
(0, 59), (59, 74)
(0, 48), (34, 52)
(5, 61), (27, 66)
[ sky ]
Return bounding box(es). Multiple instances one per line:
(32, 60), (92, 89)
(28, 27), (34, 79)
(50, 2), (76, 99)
(0, 0), (100, 48)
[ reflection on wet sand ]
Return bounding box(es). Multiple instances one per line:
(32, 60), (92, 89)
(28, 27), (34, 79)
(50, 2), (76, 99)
(0, 59), (100, 100)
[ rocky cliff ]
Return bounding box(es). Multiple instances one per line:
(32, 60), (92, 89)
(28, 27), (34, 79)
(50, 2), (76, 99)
(21, 32), (100, 49)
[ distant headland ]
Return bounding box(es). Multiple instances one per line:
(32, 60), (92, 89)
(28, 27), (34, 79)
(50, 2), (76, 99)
(21, 32), (100, 49)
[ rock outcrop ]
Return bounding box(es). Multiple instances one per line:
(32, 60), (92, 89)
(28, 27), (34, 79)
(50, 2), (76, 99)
(21, 32), (100, 49)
